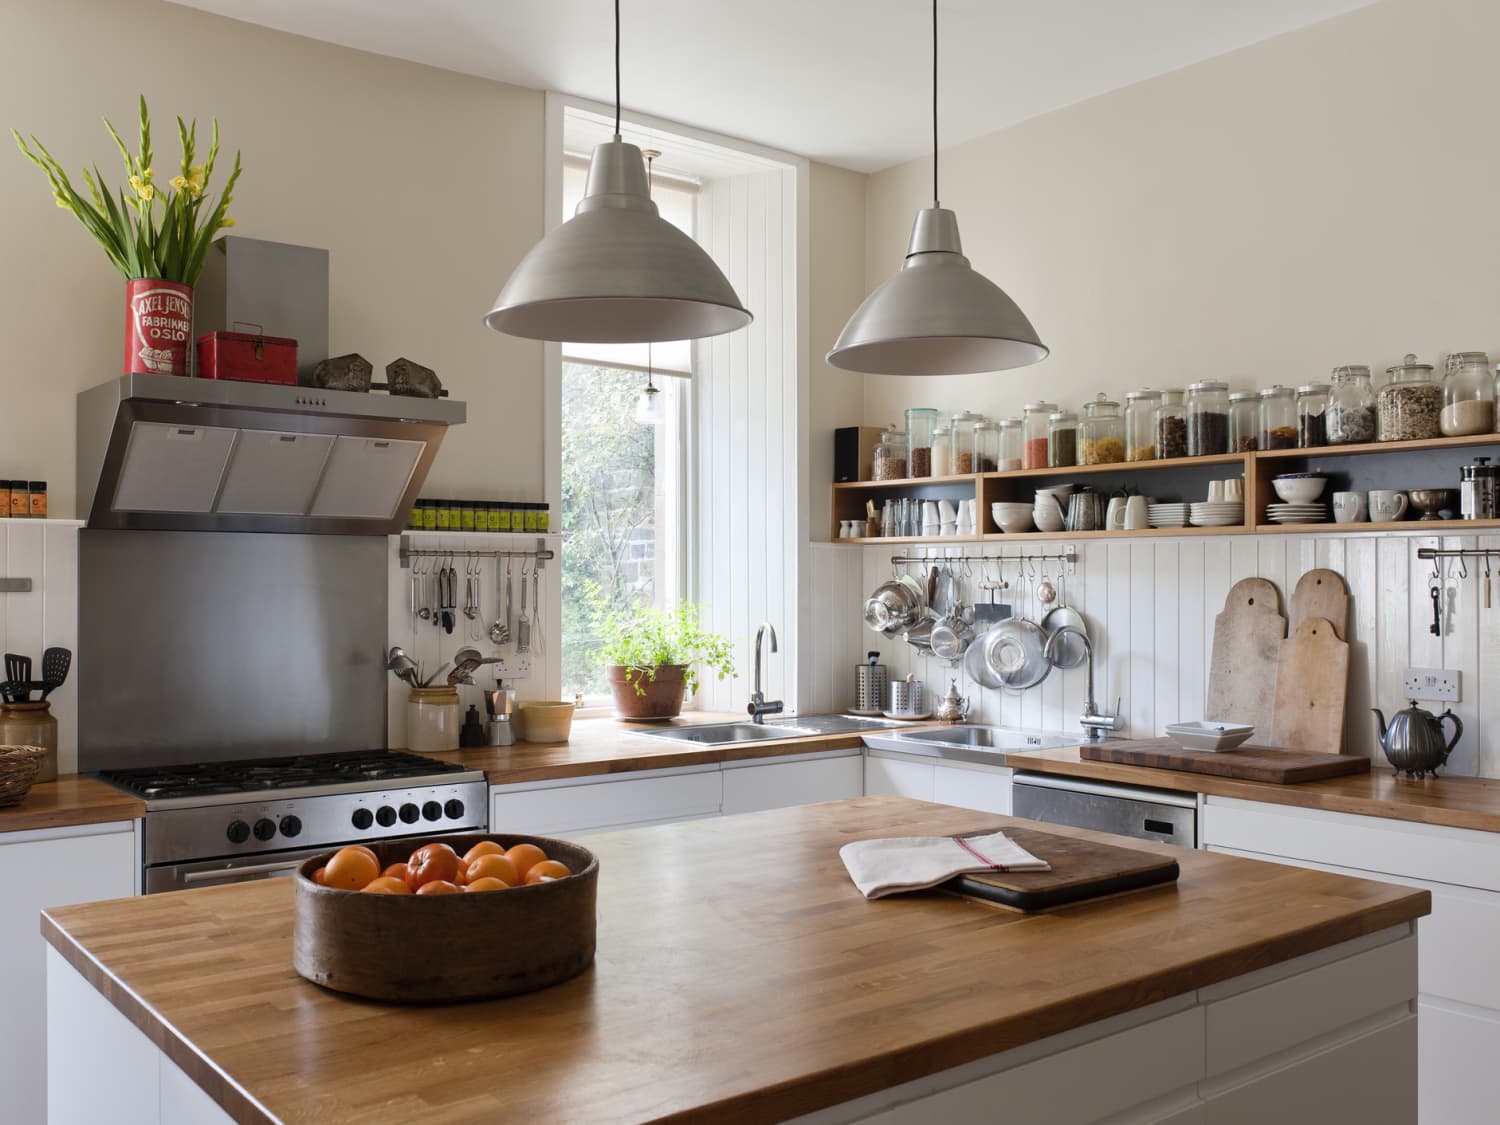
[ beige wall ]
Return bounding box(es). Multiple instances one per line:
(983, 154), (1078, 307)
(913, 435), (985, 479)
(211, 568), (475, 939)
(861, 0), (1500, 426)
(0, 0), (544, 516)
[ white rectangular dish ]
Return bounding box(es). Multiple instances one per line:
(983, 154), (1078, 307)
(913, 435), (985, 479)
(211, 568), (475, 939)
(1165, 721), (1256, 752)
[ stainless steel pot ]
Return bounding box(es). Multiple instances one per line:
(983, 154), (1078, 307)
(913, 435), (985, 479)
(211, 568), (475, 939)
(864, 574), (925, 635)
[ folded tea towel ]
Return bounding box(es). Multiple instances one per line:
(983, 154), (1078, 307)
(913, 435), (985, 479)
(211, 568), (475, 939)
(840, 830), (1051, 899)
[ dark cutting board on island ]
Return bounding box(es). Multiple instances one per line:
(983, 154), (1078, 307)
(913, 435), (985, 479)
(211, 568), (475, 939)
(1080, 738), (1370, 784)
(948, 826), (1179, 912)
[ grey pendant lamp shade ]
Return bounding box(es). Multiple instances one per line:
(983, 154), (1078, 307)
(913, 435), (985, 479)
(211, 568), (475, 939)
(484, 2), (751, 343)
(827, 1), (1046, 375)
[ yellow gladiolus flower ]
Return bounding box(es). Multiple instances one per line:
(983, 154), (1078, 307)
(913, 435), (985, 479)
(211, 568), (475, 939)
(221, 215), (236, 228)
(169, 175), (189, 191)
(187, 165), (205, 190)
(141, 167), (155, 182)
(54, 193), (71, 209)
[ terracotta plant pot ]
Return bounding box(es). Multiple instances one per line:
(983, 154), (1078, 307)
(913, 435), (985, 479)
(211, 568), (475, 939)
(124, 278), (193, 376)
(607, 664), (689, 720)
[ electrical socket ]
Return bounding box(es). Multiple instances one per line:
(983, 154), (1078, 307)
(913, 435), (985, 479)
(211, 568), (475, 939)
(489, 651), (533, 680)
(1404, 667), (1459, 701)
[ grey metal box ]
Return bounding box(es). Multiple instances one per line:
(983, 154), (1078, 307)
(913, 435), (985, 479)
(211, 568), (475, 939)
(195, 236), (329, 381)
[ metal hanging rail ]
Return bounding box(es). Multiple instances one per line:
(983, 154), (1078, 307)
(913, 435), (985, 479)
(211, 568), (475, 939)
(399, 536), (555, 570)
(889, 545), (1079, 572)
(1416, 547), (1500, 560)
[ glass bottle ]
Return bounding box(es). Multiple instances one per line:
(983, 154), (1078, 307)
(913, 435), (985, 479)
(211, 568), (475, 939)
(1296, 383), (1331, 448)
(1378, 354), (1441, 441)
(1440, 351), (1495, 436)
(1048, 410), (1078, 468)
(1327, 365), (1377, 444)
(872, 428), (908, 481)
(1022, 402), (1058, 469)
(930, 425), (952, 477)
(1259, 385), (1296, 450)
(1186, 380), (1229, 456)
(1154, 389), (1187, 459)
(1229, 391), (1259, 452)
(1079, 394), (1125, 464)
(904, 407), (939, 477)
(950, 411), (984, 474)
(971, 420), (1001, 473)
(996, 418), (1023, 471)
(1125, 389), (1161, 461)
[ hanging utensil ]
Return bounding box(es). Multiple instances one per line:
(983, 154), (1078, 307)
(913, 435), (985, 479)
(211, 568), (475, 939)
(442, 556), (457, 635)
(1040, 569), (1089, 669)
(4, 654), (30, 694)
(965, 623), (1005, 689)
(489, 556), (513, 644)
(531, 564), (543, 655)
(984, 617), (1051, 692)
(516, 561), (533, 654)
(39, 647), (71, 700)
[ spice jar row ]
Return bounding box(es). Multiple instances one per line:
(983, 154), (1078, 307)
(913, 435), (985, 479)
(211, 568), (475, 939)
(0, 480), (47, 519)
(408, 498), (551, 533)
(875, 409), (1023, 480)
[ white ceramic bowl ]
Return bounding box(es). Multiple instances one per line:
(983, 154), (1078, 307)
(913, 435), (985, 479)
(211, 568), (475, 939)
(992, 502), (1034, 533)
(998, 514), (1034, 534)
(1165, 721), (1255, 752)
(1273, 475), (1327, 504)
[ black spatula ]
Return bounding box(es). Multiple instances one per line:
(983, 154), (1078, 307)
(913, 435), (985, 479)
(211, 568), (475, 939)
(39, 647), (71, 700)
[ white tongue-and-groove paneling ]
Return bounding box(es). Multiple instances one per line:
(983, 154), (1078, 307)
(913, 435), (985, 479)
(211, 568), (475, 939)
(0, 521), (80, 774)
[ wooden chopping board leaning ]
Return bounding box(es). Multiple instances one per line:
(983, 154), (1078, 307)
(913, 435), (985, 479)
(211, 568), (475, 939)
(1205, 577), (1286, 742)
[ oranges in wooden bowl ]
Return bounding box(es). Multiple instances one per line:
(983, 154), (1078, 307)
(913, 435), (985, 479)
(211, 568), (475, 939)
(293, 833), (598, 1002)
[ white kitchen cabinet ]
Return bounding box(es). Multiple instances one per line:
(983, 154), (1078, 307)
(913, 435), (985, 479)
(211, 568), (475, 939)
(864, 750), (1012, 815)
(4, 820), (137, 1125)
(721, 750), (862, 815)
(863, 752), (934, 801)
(490, 764), (722, 836)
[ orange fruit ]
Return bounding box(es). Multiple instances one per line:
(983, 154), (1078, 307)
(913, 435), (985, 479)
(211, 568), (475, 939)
(311, 866), (328, 886)
(505, 843), (548, 880)
(525, 860), (571, 884)
(405, 843), (460, 891)
(361, 876), (412, 894)
(464, 877), (510, 893)
(349, 844), (379, 868)
(382, 862), (410, 883)
(463, 841), (506, 865)
(466, 853), (519, 887)
(415, 879), (460, 895)
(324, 846), (381, 890)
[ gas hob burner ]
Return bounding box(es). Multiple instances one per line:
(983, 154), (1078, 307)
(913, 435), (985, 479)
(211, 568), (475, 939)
(99, 749), (473, 802)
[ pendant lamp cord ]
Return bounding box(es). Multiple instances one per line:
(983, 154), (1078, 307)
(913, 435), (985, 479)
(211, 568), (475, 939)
(931, 0), (939, 206)
(614, 0), (622, 138)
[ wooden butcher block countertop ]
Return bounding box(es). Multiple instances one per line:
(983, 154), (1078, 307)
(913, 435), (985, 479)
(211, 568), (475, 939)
(0, 775), (144, 834)
(43, 797), (1427, 1125)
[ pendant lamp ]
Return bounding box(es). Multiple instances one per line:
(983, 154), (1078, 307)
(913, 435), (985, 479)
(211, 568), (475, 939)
(635, 364), (666, 425)
(827, 0), (1047, 375)
(485, 1), (752, 343)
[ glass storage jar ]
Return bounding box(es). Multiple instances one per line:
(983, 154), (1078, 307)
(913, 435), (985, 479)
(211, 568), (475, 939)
(1297, 383), (1331, 448)
(1440, 351), (1495, 436)
(996, 418), (1023, 471)
(1154, 389), (1188, 459)
(930, 425), (952, 477)
(0, 700), (57, 783)
(1125, 389), (1162, 461)
(1229, 391), (1259, 452)
(1327, 365), (1377, 444)
(1022, 402), (1057, 469)
(1187, 380), (1229, 456)
(1378, 354), (1441, 441)
(1079, 394), (1125, 464)
(950, 411), (985, 474)
(1048, 410), (1079, 468)
(905, 407), (939, 477)
(971, 420), (1001, 473)
(1259, 385), (1297, 450)
(872, 427), (908, 480)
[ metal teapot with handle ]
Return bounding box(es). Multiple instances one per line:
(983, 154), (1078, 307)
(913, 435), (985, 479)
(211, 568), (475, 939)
(935, 679), (970, 725)
(1065, 487), (1107, 532)
(1372, 700), (1463, 779)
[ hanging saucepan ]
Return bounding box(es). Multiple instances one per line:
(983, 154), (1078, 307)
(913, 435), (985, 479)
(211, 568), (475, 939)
(929, 602), (974, 662)
(983, 616), (1051, 692)
(864, 573), (925, 635)
(1038, 571), (1089, 669)
(965, 622), (1005, 689)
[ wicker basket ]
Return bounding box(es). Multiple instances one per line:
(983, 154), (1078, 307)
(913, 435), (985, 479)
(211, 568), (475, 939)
(0, 746), (47, 807)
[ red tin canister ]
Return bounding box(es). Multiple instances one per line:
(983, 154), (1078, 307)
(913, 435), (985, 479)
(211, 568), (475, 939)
(123, 278), (193, 376)
(195, 324), (298, 385)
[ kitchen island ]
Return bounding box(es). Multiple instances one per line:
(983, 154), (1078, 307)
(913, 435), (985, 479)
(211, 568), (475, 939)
(44, 796), (1427, 1124)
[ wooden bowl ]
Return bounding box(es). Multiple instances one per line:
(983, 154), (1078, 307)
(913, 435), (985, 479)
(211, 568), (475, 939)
(293, 833), (597, 1003)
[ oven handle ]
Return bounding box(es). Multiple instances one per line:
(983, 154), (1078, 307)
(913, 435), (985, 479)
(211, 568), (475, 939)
(1012, 771), (1199, 809)
(183, 859), (306, 884)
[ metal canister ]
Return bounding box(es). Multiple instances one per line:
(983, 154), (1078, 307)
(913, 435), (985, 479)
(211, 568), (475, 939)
(1460, 456), (1499, 520)
(853, 651), (888, 715)
(888, 675), (926, 718)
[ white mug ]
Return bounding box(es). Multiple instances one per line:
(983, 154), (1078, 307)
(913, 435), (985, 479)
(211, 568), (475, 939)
(1368, 490), (1408, 523)
(1332, 491), (1368, 523)
(921, 501), (941, 535)
(1222, 478), (1244, 503)
(1207, 480), (1225, 503)
(1124, 494), (1151, 531)
(1106, 496), (1128, 530)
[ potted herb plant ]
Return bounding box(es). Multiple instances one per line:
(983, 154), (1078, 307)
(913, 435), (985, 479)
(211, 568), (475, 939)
(12, 95), (242, 378)
(598, 603), (735, 720)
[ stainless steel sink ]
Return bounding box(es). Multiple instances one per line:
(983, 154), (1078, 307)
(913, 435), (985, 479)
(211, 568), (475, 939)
(863, 725), (1080, 765)
(632, 714), (902, 746)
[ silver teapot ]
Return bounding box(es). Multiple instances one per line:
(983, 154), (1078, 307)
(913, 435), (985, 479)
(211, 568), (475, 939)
(935, 679), (970, 725)
(1066, 487), (1107, 532)
(1373, 701), (1463, 779)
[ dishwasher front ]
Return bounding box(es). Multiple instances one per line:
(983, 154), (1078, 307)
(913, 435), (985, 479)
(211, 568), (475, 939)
(1011, 772), (1198, 848)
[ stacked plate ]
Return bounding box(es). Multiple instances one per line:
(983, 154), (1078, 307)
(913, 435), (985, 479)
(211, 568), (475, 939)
(1147, 503), (1190, 529)
(1264, 502), (1328, 525)
(1188, 502), (1244, 528)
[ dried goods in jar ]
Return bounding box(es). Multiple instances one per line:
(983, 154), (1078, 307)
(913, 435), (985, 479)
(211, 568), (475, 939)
(1189, 412), (1228, 457)
(1378, 384), (1441, 441)
(1440, 398), (1494, 437)
(1327, 404), (1376, 444)
(1079, 436), (1126, 465)
(1155, 415), (1188, 459)
(1261, 426), (1297, 450)
(1129, 444), (1157, 462)
(1022, 438), (1049, 469)
(909, 447), (932, 477)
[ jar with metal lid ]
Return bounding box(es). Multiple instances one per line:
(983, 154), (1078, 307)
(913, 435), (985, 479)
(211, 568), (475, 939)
(1460, 457), (1498, 520)
(996, 418), (1023, 471)
(1187, 380), (1229, 456)
(1259, 385), (1297, 450)
(1048, 410), (1078, 468)
(1228, 392), (1258, 452)
(1378, 354), (1441, 441)
(970, 420), (1001, 473)
(930, 425), (952, 476)
(1125, 389), (1161, 461)
(905, 407), (940, 477)
(1022, 402), (1057, 469)
(1297, 383), (1331, 448)
(872, 428), (908, 480)
(1079, 394), (1125, 464)
(1154, 389), (1187, 459)
(1440, 351), (1495, 436)
(949, 411), (985, 474)
(406, 686), (461, 753)
(1327, 365), (1377, 444)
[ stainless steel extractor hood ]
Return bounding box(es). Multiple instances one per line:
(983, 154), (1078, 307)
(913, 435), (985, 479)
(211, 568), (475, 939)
(77, 374), (465, 534)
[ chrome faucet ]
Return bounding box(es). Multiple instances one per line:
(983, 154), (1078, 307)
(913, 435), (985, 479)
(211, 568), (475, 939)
(749, 623), (783, 723)
(1043, 626), (1123, 743)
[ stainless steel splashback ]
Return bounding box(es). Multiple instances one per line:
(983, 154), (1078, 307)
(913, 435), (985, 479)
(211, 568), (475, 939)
(78, 531), (387, 770)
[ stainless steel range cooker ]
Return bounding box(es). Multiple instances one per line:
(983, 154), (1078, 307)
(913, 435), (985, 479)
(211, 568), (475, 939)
(99, 749), (488, 893)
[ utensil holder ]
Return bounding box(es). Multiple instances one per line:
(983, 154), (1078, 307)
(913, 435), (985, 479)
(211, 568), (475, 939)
(889, 678), (925, 716)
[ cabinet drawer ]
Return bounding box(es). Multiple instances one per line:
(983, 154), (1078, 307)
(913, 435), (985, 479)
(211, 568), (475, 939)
(491, 769), (722, 835)
(1420, 999), (1500, 1125)
(864, 754), (934, 801)
(932, 762), (1012, 815)
(721, 754), (862, 816)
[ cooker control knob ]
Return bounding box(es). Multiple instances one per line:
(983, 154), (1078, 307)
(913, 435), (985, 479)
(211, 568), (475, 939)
(444, 799), (465, 820)
(253, 818), (277, 841)
(350, 808), (373, 830)
(375, 805), (396, 827)
(421, 801), (442, 822)
(279, 815), (303, 838)
(399, 803), (420, 824)
(226, 820), (250, 844)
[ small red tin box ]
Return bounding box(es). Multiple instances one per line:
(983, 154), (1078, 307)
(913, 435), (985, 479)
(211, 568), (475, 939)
(195, 323), (298, 384)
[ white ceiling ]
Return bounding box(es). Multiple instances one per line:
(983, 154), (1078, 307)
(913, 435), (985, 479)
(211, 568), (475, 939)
(172, 0), (1376, 173)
